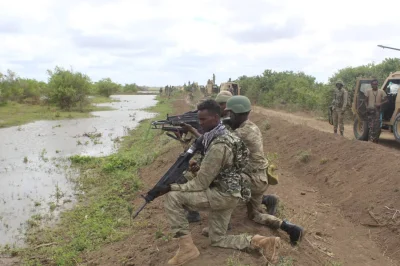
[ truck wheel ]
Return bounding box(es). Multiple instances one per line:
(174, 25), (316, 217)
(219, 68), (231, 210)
(353, 117), (368, 141)
(393, 113), (400, 143)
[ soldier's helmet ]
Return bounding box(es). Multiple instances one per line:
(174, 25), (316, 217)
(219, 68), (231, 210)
(215, 91), (233, 103)
(225, 95), (252, 114)
(335, 79), (344, 86)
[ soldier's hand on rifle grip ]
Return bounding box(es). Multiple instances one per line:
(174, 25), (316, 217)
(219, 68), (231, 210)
(173, 131), (182, 139)
(180, 123), (201, 137)
(189, 160), (200, 173)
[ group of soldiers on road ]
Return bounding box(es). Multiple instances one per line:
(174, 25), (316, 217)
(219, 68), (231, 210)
(159, 91), (304, 265)
(332, 79), (388, 143)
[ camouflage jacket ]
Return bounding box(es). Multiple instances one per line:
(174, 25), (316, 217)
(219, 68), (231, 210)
(171, 130), (251, 205)
(332, 88), (348, 110)
(232, 120), (269, 176)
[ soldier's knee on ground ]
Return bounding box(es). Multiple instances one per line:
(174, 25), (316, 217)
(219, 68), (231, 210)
(185, 209), (201, 223)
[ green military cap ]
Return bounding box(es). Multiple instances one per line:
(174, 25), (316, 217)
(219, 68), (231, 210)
(335, 79), (344, 86)
(215, 91), (233, 103)
(225, 95), (251, 113)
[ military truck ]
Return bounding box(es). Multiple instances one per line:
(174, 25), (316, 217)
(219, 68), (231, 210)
(205, 79), (219, 95)
(352, 71), (400, 143)
(200, 85), (205, 94)
(219, 82), (241, 95)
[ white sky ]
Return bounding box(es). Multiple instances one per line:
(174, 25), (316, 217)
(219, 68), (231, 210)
(1, 0), (400, 86)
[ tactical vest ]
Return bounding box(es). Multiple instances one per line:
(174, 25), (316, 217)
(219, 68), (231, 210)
(210, 132), (251, 202)
(334, 89), (349, 108)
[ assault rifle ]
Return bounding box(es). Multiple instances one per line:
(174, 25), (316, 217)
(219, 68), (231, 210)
(132, 136), (204, 219)
(328, 105), (333, 125)
(151, 110), (202, 142)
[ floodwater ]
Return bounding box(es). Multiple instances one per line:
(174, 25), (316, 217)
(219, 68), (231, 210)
(0, 95), (158, 246)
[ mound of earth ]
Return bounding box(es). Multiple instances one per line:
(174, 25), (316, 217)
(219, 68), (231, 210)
(83, 98), (400, 266)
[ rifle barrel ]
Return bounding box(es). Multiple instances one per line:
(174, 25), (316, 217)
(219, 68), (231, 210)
(132, 201), (148, 220)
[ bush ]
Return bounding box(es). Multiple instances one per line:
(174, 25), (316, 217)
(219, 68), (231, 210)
(46, 66), (92, 110)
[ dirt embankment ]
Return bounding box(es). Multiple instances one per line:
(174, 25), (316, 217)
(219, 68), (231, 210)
(83, 99), (400, 266)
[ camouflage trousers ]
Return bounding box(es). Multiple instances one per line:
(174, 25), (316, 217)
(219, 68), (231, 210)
(367, 108), (381, 142)
(244, 171), (282, 229)
(164, 190), (253, 250)
(332, 108), (345, 132)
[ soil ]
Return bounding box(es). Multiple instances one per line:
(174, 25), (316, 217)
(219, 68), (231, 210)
(32, 98), (400, 265)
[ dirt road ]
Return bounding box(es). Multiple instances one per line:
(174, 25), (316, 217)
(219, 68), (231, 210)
(83, 99), (400, 266)
(253, 106), (400, 150)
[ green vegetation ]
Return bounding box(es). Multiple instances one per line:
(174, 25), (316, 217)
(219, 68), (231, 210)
(0, 66), (145, 128)
(0, 99), (112, 128)
(13, 95), (176, 265)
(236, 58), (400, 116)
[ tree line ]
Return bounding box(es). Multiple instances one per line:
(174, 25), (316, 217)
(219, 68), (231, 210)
(2, 58), (399, 115)
(236, 58), (400, 116)
(0, 66), (141, 111)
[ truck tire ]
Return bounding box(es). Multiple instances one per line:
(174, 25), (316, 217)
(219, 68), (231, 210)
(393, 113), (400, 143)
(353, 117), (368, 141)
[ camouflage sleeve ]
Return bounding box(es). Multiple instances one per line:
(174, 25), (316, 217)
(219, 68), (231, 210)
(342, 90), (348, 111)
(331, 89), (336, 105)
(171, 142), (232, 192)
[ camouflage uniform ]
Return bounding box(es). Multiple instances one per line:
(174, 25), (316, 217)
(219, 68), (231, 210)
(365, 88), (387, 143)
(366, 109), (381, 142)
(164, 131), (254, 249)
(233, 120), (282, 229)
(332, 80), (348, 135)
(180, 131), (203, 182)
(224, 95), (304, 246)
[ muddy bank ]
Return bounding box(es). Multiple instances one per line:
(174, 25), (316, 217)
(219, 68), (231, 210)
(83, 98), (399, 266)
(253, 112), (400, 263)
(0, 94), (158, 247)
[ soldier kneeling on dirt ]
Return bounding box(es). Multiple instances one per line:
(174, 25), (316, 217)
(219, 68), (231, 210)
(204, 95), (304, 246)
(162, 99), (281, 265)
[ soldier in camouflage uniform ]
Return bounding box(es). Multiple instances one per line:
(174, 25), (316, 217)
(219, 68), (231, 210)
(223, 95), (304, 246)
(365, 79), (388, 143)
(215, 91), (233, 118)
(177, 92), (234, 224)
(162, 99), (281, 265)
(331, 80), (348, 136)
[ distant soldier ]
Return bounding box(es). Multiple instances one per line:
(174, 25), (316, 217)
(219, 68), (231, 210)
(228, 85), (234, 94)
(159, 87), (163, 95)
(215, 91), (233, 118)
(331, 80), (348, 136)
(365, 79), (388, 143)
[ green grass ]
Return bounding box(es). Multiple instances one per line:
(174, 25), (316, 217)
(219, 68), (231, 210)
(14, 95), (177, 265)
(0, 99), (113, 128)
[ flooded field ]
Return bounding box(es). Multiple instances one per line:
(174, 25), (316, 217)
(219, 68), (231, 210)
(0, 95), (158, 247)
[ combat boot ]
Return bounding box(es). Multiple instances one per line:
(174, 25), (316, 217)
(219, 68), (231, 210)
(280, 220), (304, 246)
(334, 129), (337, 134)
(168, 234), (200, 265)
(186, 210), (201, 223)
(262, 195), (279, 216)
(250, 235), (281, 264)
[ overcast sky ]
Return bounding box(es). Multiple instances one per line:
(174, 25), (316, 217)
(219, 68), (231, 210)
(1, 0), (400, 86)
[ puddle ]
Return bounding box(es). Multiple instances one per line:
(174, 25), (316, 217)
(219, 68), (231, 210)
(0, 95), (158, 246)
